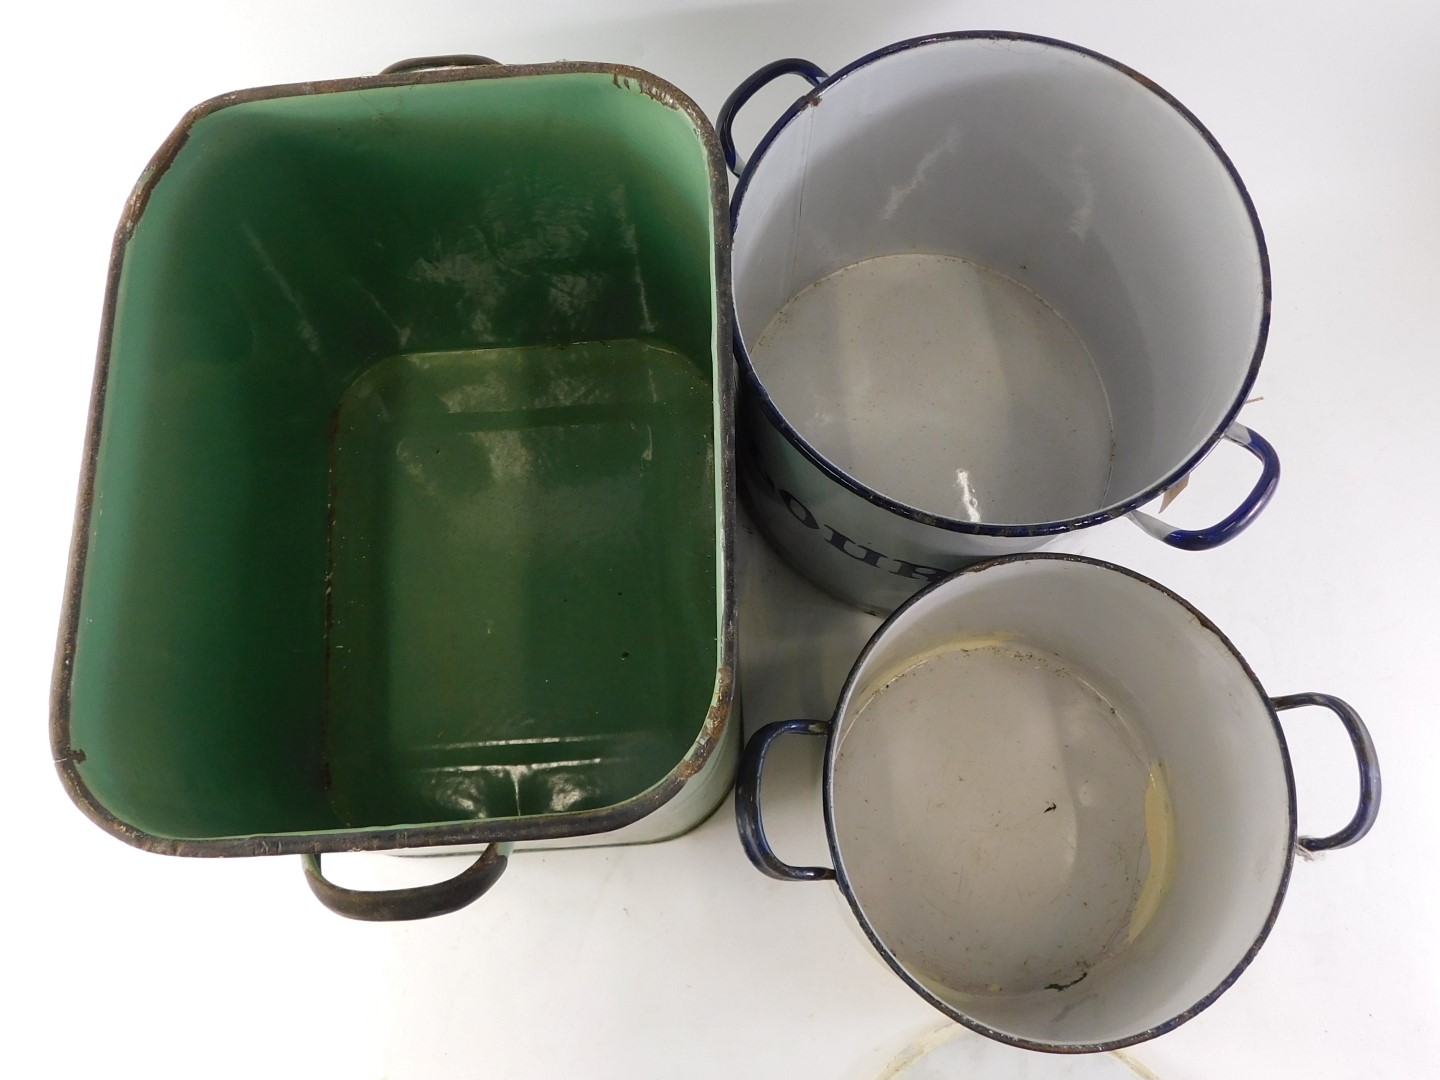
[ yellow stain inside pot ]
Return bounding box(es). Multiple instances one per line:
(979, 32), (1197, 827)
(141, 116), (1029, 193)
(1129, 761), (1178, 943)
(851, 633), (1021, 707)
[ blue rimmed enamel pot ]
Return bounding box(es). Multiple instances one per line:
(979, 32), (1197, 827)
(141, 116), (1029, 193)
(722, 33), (1280, 615)
(736, 554), (1380, 1052)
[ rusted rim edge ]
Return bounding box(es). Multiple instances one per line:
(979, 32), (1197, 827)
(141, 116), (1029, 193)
(50, 59), (738, 858)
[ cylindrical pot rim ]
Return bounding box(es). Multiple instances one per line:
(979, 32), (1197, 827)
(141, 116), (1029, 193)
(820, 553), (1296, 1051)
(729, 31), (1272, 539)
(736, 553), (1379, 1052)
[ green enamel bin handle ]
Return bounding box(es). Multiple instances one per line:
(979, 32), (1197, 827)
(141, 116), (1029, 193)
(303, 845), (508, 920)
(380, 54), (500, 74)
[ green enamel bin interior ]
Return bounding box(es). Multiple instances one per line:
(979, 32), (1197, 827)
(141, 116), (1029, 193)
(63, 70), (724, 844)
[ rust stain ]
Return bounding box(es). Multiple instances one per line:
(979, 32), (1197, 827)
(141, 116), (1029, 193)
(672, 756), (702, 780)
(674, 664), (734, 780)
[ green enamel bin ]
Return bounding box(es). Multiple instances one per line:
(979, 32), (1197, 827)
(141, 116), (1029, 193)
(52, 57), (736, 920)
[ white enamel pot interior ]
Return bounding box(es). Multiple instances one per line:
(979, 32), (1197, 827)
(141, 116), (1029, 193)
(726, 34), (1277, 584)
(735, 555), (1380, 1052)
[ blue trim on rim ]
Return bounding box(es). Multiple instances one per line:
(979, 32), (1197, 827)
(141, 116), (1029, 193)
(728, 31), (1274, 539)
(812, 552), (1305, 1053)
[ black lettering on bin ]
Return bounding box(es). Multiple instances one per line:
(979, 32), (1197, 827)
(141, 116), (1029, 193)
(822, 526), (885, 567)
(891, 559), (947, 582)
(780, 489), (820, 530)
(761, 478), (950, 583)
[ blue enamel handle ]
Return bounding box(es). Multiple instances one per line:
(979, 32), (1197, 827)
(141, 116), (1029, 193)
(1272, 693), (1381, 852)
(718, 58), (828, 178)
(735, 719), (835, 881)
(1130, 422), (1280, 550)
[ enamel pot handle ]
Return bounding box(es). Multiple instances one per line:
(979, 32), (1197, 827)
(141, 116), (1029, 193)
(381, 54), (500, 74)
(735, 719), (835, 881)
(1130, 423), (1280, 550)
(1272, 693), (1381, 852)
(717, 58), (828, 178)
(302, 845), (509, 920)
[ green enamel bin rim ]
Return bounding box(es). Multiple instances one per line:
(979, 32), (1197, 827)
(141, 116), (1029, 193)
(50, 59), (737, 858)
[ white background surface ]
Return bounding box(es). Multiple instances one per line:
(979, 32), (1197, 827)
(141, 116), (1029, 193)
(4, 2), (1437, 1076)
